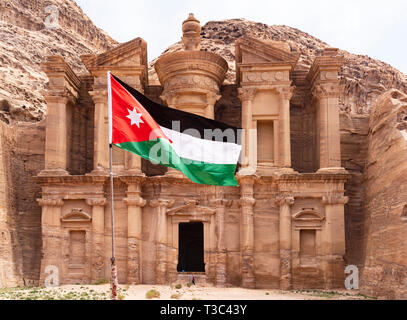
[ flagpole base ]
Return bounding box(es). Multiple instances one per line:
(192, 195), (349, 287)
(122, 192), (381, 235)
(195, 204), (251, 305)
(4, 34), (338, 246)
(110, 257), (119, 300)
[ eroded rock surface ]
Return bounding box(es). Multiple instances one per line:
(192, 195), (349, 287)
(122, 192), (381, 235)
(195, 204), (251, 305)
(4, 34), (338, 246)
(0, 0), (117, 122)
(360, 90), (407, 299)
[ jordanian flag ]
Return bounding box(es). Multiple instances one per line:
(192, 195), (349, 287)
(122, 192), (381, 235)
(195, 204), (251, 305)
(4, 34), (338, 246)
(108, 73), (242, 186)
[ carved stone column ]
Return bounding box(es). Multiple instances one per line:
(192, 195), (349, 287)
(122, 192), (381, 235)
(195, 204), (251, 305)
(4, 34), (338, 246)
(37, 199), (64, 285)
(313, 83), (343, 171)
(86, 198), (106, 282)
(277, 195), (294, 290)
(322, 193), (348, 288)
(124, 183), (146, 284)
(89, 90), (109, 174)
(150, 199), (174, 284)
(238, 87), (257, 174)
(205, 92), (222, 119)
(40, 96), (70, 176)
(276, 87), (294, 168)
(211, 197), (232, 287)
(238, 176), (256, 288)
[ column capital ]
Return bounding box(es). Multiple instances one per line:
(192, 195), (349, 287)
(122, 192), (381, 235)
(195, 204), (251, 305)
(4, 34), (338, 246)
(124, 197), (146, 207)
(160, 91), (178, 107)
(44, 95), (72, 105)
(312, 83), (340, 99)
(206, 92), (222, 105)
(238, 197), (256, 207)
(275, 86), (295, 100)
(322, 194), (349, 205)
(150, 199), (175, 208)
(89, 90), (108, 104)
(210, 198), (233, 207)
(37, 199), (64, 207)
(276, 196), (295, 206)
(86, 198), (107, 207)
(238, 87), (257, 102)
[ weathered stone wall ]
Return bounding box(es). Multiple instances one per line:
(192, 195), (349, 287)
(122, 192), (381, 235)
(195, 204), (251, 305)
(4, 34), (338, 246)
(0, 121), (22, 287)
(340, 113), (370, 267)
(0, 120), (45, 288)
(12, 121), (45, 286)
(360, 90), (407, 299)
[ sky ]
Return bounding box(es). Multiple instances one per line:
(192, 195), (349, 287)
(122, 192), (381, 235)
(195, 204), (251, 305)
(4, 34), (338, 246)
(74, 0), (407, 74)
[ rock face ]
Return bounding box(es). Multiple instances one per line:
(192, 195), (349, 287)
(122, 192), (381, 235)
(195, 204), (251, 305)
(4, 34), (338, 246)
(360, 90), (407, 299)
(0, 0), (117, 122)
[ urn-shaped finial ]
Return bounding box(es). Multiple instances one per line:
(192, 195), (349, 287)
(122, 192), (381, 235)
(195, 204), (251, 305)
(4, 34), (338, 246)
(182, 13), (201, 51)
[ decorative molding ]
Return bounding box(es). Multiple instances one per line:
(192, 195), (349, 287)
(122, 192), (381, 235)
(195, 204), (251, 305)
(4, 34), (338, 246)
(85, 198), (106, 207)
(292, 209), (325, 222)
(210, 198), (233, 207)
(276, 196), (295, 206)
(37, 199), (64, 207)
(167, 199), (215, 216)
(124, 197), (146, 207)
(322, 194), (349, 205)
(149, 199), (175, 208)
(61, 208), (92, 222)
(238, 197), (256, 207)
(238, 87), (257, 102)
(275, 86), (295, 100)
(312, 83), (340, 99)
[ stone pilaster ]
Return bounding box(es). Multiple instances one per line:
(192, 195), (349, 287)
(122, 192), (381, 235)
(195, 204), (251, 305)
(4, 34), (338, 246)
(313, 83), (343, 172)
(37, 199), (64, 285)
(210, 197), (232, 287)
(276, 87), (294, 169)
(277, 195), (295, 290)
(238, 87), (257, 174)
(124, 183), (146, 284)
(308, 48), (345, 173)
(89, 90), (109, 174)
(150, 199), (174, 285)
(321, 193), (348, 288)
(86, 198), (106, 282)
(238, 176), (256, 288)
(40, 96), (70, 176)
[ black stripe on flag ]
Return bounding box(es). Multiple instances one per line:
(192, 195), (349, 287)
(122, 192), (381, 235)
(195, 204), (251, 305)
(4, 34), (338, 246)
(112, 75), (241, 144)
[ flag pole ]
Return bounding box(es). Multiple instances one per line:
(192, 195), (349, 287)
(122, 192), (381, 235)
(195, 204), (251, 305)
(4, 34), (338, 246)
(107, 70), (118, 300)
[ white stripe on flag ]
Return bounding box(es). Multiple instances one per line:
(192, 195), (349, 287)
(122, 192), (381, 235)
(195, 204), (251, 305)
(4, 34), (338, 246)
(161, 126), (241, 165)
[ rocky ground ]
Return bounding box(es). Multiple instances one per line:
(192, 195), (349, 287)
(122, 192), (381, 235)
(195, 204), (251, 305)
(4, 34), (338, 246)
(0, 283), (376, 300)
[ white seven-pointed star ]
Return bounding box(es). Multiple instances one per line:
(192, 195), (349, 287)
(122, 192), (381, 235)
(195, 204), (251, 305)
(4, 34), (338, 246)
(126, 107), (144, 128)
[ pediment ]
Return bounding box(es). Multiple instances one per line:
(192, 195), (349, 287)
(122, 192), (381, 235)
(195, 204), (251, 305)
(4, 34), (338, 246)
(236, 37), (300, 66)
(167, 199), (215, 216)
(292, 209), (325, 222)
(61, 208), (92, 223)
(81, 37), (147, 71)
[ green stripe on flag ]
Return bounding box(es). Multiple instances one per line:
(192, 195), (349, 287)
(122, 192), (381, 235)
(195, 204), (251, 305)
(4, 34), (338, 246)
(115, 139), (238, 186)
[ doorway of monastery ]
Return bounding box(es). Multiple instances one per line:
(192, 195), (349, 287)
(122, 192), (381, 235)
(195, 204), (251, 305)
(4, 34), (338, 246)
(177, 222), (205, 272)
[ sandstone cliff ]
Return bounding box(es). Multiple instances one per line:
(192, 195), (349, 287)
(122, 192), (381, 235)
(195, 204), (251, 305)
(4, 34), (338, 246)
(360, 90), (407, 299)
(0, 0), (117, 122)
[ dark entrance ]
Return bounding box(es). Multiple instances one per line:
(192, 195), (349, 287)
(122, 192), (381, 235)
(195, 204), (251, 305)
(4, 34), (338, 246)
(177, 222), (205, 272)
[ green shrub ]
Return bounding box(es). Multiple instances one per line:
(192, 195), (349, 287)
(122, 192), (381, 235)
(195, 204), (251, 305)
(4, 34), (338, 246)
(175, 284), (182, 290)
(145, 289), (160, 299)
